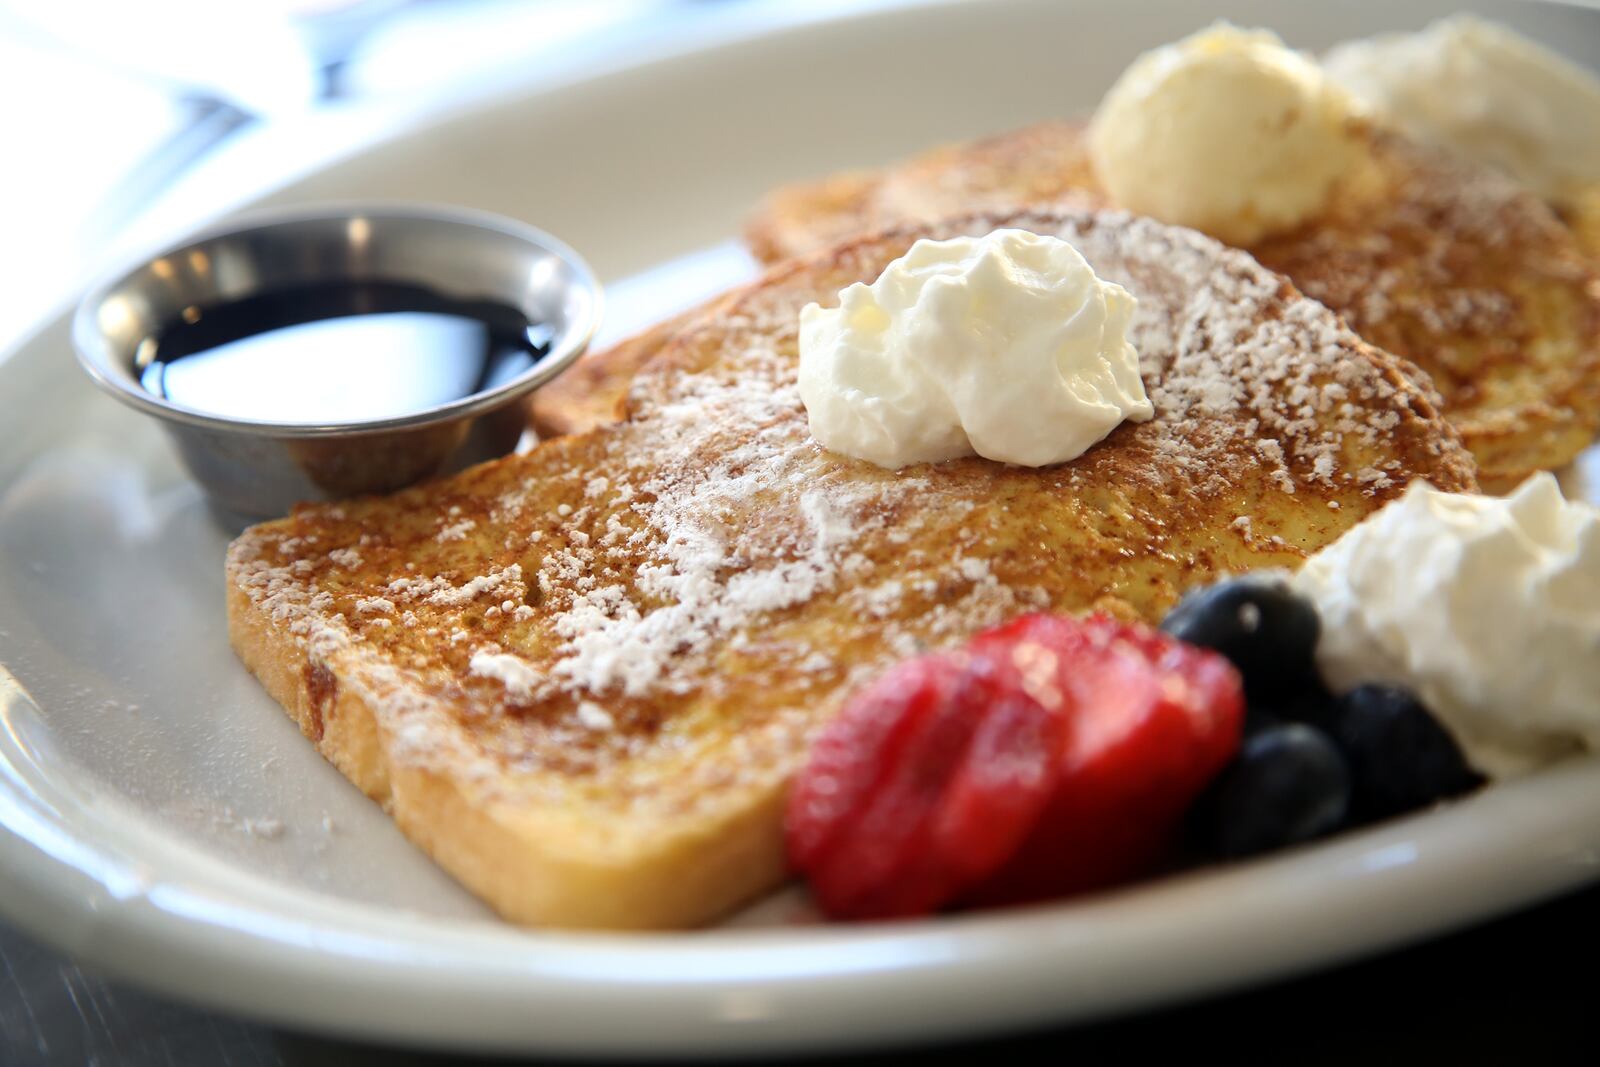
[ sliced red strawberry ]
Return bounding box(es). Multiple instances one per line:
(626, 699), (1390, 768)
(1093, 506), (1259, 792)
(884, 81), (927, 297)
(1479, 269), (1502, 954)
(785, 656), (951, 873)
(925, 655), (1064, 888)
(786, 612), (1244, 921)
(966, 614), (1244, 905)
(799, 656), (984, 919)
(842, 656), (1065, 919)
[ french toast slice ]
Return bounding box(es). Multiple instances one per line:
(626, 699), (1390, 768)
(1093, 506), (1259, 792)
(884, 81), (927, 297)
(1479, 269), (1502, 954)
(1562, 186), (1600, 263)
(737, 121), (1600, 491)
(228, 208), (1475, 930)
(529, 302), (711, 439)
(529, 304), (721, 439)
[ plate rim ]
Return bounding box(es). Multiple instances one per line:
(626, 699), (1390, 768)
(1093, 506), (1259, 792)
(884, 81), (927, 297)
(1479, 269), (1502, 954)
(7, 645), (1600, 1054)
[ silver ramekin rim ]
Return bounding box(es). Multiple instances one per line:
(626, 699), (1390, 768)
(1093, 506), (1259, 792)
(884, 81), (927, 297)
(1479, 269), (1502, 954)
(71, 201), (602, 439)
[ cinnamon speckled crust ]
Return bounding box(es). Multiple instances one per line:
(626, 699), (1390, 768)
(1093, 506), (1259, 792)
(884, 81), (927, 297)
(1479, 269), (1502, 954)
(527, 306), (711, 439)
(1562, 184), (1600, 262)
(734, 120), (1600, 491)
(227, 208), (1473, 930)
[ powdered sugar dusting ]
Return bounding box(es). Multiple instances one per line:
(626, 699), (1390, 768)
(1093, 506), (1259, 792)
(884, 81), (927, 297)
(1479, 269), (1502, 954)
(227, 207), (1469, 797)
(469, 650), (542, 700)
(576, 701), (615, 731)
(1013, 210), (1420, 499)
(387, 566), (527, 608)
(437, 518), (476, 543)
(506, 360), (916, 700)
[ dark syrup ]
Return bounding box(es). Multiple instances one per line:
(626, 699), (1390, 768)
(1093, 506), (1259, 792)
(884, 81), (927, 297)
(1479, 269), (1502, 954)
(138, 280), (553, 423)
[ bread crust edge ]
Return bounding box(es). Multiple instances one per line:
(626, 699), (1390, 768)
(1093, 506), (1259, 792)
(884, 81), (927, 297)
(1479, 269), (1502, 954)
(224, 561), (791, 930)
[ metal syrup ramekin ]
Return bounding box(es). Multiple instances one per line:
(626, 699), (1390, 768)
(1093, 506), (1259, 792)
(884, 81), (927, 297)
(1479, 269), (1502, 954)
(73, 203), (601, 524)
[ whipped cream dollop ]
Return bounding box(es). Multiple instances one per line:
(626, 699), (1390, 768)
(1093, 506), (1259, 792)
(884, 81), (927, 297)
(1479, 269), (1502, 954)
(1293, 475), (1600, 777)
(1088, 23), (1360, 245)
(1325, 16), (1600, 206)
(797, 228), (1152, 469)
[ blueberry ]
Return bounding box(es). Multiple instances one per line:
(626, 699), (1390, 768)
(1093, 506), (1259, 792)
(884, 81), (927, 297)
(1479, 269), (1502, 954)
(1195, 723), (1350, 859)
(1327, 684), (1484, 823)
(1161, 576), (1321, 698)
(1251, 680), (1339, 732)
(1242, 705), (1282, 738)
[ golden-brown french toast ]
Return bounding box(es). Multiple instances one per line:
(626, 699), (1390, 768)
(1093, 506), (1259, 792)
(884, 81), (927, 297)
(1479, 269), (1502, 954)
(228, 208), (1474, 930)
(529, 305), (720, 439)
(1559, 183), (1600, 264)
(739, 121), (1600, 491)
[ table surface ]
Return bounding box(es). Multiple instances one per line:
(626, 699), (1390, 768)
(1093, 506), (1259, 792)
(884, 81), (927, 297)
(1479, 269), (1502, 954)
(4, 880), (1596, 1063)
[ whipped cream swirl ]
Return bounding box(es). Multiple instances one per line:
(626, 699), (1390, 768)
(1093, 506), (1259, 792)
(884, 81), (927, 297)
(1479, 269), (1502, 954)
(1325, 16), (1600, 207)
(797, 228), (1152, 469)
(1294, 475), (1600, 776)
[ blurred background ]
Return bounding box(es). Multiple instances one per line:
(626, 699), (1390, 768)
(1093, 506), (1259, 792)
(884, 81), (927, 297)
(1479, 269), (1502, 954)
(0, 0), (789, 356)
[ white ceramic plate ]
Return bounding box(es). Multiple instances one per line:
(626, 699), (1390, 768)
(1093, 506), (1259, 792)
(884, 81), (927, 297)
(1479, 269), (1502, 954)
(4, 0), (1600, 1056)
